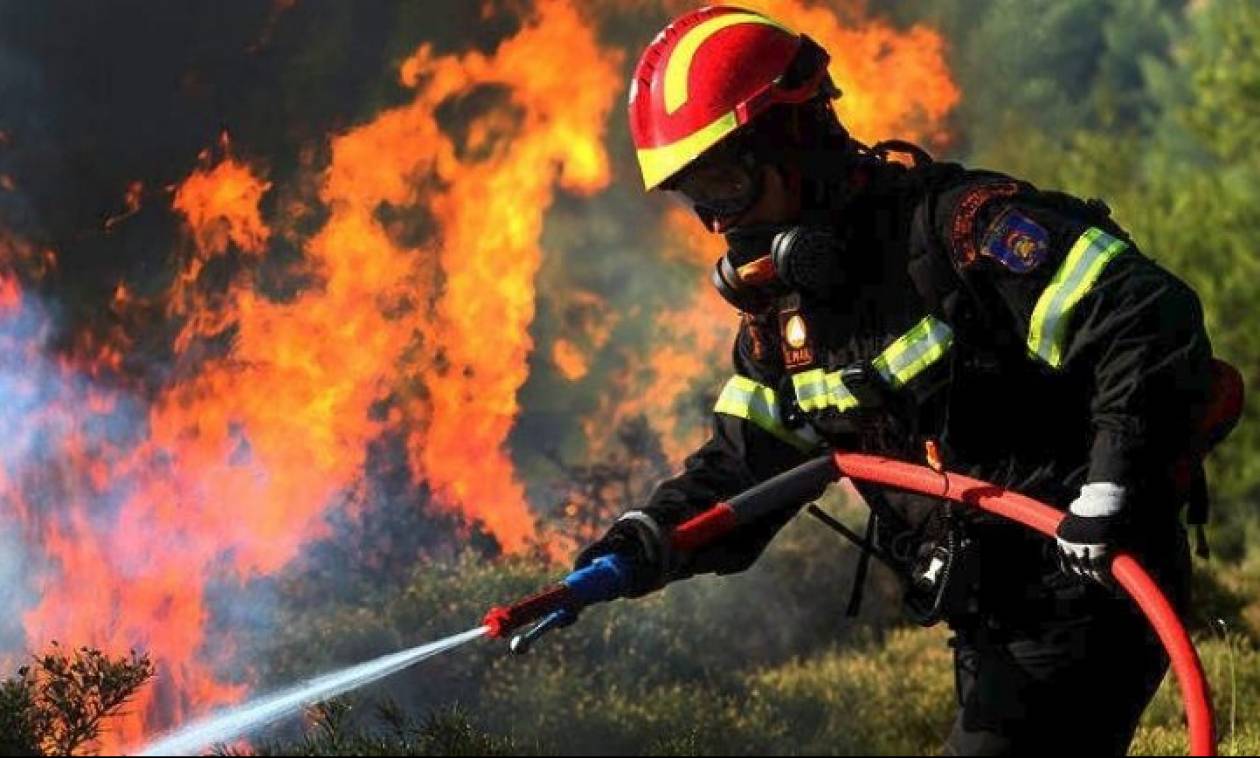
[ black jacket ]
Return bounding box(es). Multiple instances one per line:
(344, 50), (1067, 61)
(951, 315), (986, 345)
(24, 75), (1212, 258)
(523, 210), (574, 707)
(596, 159), (1212, 620)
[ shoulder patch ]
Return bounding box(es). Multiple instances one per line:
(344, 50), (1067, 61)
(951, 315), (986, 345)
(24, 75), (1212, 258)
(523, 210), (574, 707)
(949, 181), (1020, 266)
(979, 207), (1050, 273)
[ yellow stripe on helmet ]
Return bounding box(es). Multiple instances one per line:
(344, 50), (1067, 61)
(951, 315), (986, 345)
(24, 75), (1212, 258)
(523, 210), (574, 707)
(663, 12), (792, 115)
(635, 109), (739, 190)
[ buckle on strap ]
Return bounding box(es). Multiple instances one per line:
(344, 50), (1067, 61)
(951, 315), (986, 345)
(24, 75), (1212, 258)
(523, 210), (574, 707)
(839, 361), (890, 407)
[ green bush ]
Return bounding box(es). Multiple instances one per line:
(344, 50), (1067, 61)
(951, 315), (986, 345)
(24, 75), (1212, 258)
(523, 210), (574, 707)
(748, 628), (955, 755)
(1135, 634), (1260, 756)
(244, 701), (523, 756)
(11, 548), (1257, 754)
(0, 643), (153, 756)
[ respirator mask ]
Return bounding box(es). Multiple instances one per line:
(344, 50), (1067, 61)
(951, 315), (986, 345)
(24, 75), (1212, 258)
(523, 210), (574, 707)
(712, 224), (850, 313)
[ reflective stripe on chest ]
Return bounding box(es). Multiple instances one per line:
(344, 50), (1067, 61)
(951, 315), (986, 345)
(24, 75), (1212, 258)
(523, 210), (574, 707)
(791, 315), (954, 412)
(713, 315), (954, 449)
(713, 375), (821, 451)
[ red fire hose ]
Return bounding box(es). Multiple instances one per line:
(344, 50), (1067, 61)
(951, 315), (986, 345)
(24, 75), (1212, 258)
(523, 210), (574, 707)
(487, 451), (1218, 754)
(832, 452), (1216, 756)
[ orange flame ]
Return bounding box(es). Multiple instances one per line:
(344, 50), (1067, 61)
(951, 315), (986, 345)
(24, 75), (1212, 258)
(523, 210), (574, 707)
(8, 0), (621, 747)
(553, 339), (591, 381)
(740, 0), (961, 148)
(0, 274), (17, 312)
(2, 2), (958, 750)
(395, 0), (621, 551)
(172, 144), (270, 257)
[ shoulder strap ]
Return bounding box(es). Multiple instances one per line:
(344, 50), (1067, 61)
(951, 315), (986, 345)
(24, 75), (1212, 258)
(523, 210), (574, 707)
(904, 164), (1007, 346)
(1026, 189), (1131, 241)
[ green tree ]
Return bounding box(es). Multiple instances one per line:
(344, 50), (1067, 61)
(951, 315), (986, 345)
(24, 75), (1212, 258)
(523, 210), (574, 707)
(0, 643), (153, 756)
(890, 0), (1185, 154)
(1109, 0), (1260, 514)
(951, 0), (1260, 544)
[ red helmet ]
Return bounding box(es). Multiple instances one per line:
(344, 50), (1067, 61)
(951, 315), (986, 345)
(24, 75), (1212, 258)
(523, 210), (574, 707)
(629, 6), (834, 191)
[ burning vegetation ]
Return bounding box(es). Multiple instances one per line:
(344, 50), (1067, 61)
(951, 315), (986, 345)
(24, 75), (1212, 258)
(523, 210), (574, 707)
(0, 0), (963, 750)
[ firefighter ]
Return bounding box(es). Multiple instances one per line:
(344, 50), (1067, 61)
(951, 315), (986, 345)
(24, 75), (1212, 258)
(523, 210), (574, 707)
(577, 6), (1217, 755)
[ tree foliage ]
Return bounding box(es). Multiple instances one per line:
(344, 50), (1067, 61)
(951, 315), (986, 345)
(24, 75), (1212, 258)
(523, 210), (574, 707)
(0, 643), (153, 756)
(948, 0), (1260, 540)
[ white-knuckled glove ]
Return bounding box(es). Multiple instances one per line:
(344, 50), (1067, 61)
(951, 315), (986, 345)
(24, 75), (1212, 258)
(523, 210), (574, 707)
(1055, 482), (1128, 585)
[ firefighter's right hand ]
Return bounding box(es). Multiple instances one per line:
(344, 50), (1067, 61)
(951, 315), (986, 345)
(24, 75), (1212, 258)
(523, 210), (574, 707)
(575, 510), (669, 598)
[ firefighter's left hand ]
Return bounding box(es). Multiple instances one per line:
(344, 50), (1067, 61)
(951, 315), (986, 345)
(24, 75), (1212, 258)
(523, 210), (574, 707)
(1055, 482), (1129, 585)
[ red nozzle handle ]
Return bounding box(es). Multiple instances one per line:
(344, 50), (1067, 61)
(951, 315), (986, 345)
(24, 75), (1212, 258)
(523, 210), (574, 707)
(671, 502), (738, 552)
(670, 456), (840, 553)
(483, 584), (572, 639)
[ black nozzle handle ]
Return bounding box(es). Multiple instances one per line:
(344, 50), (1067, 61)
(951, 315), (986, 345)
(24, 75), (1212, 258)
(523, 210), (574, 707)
(727, 454), (839, 524)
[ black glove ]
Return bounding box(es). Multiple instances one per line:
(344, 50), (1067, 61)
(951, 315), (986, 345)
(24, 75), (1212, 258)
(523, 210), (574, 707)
(575, 511), (670, 598)
(1055, 482), (1129, 586)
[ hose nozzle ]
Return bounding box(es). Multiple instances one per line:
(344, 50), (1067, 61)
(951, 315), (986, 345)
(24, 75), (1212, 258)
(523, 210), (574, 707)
(484, 554), (633, 641)
(508, 608), (578, 655)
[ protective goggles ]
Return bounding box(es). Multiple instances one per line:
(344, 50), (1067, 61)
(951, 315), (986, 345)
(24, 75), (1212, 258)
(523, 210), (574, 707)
(667, 150), (765, 226)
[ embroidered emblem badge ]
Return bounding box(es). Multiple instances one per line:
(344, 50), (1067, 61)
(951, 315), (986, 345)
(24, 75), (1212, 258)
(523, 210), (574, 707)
(980, 208), (1050, 273)
(950, 181), (1020, 266)
(778, 308), (815, 370)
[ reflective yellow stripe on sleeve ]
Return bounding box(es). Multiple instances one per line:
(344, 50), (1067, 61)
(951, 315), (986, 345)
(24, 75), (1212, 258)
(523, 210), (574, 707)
(870, 316), (955, 389)
(1027, 227), (1128, 369)
(714, 375), (820, 452)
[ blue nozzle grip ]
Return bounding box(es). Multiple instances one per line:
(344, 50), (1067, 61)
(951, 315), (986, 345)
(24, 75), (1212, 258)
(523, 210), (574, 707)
(562, 554), (632, 606)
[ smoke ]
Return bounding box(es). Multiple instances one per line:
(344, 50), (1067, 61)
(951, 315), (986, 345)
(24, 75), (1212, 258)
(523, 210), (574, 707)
(0, 275), (146, 660)
(0, 289), (41, 657)
(0, 525), (31, 656)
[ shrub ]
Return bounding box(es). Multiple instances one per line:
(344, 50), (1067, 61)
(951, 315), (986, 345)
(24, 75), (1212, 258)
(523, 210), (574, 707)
(0, 643), (153, 756)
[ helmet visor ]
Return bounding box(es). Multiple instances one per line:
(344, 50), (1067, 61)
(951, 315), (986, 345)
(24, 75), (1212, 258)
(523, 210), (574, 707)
(668, 156), (763, 220)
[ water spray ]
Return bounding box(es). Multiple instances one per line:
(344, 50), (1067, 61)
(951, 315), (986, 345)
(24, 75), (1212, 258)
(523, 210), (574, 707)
(131, 626), (488, 756)
(127, 552), (637, 755)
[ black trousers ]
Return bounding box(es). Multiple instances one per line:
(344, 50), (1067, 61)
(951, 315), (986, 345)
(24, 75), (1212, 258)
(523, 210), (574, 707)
(943, 603), (1170, 755)
(939, 513), (1193, 755)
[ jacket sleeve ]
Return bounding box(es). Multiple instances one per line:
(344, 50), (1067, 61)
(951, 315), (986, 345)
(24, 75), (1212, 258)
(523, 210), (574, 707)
(938, 187), (1214, 492)
(637, 316), (826, 580)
